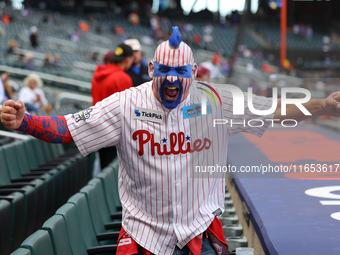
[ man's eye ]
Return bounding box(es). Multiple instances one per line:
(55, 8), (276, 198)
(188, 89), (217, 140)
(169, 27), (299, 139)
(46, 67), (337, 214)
(159, 67), (170, 72)
(175, 67), (187, 74)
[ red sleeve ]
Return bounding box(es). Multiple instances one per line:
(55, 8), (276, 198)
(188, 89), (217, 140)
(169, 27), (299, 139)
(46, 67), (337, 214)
(17, 113), (74, 143)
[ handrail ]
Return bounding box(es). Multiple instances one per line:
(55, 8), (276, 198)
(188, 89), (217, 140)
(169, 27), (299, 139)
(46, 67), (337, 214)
(0, 65), (91, 90)
(0, 130), (31, 140)
(55, 92), (92, 110)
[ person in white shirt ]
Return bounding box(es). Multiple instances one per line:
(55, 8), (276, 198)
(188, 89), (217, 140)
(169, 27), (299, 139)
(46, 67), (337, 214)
(18, 73), (50, 113)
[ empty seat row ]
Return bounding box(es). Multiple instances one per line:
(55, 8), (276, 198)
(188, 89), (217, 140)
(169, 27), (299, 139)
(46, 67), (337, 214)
(10, 158), (252, 254)
(0, 137), (94, 254)
(10, 159), (121, 255)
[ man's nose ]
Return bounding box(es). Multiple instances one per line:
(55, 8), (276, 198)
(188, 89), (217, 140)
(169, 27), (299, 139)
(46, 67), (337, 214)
(166, 76), (178, 83)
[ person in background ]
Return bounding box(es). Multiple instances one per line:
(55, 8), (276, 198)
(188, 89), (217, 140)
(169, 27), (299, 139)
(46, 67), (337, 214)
(7, 39), (20, 54)
(18, 73), (52, 114)
(102, 51), (114, 64)
(29, 26), (39, 48)
(53, 54), (61, 69)
(1, 72), (15, 102)
(25, 52), (35, 70)
(124, 38), (151, 87)
(0, 72), (9, 104)
(200, 54), (222, 82)
(91, 43), (133, 169)
(44, 53), (54, 68)
(196, 64), (211, 82)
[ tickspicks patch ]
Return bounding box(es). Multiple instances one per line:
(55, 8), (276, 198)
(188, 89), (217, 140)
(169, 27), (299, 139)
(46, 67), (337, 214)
(133, 107), (164, 124)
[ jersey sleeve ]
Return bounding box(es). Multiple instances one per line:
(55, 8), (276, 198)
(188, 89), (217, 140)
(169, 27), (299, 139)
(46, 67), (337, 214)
(221, 89), (274, 137)
(65, 93), (122, 156)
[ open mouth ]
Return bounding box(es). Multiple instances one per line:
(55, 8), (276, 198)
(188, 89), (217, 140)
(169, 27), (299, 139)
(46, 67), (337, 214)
(164, 86), (179, 101)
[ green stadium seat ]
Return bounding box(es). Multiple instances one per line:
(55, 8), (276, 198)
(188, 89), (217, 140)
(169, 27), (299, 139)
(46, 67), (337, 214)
(67, 193), (119, 245)
(97, 167), (122, 215)
(67, 193), (99, 247)
(1, 141), (60, 224)
(0, 199), (12, 254)
(82, 179), (121, 234)
(56, 199), (117, 254)
(42, 215), (73, 255)
(27, 139), (46, 167)
(0, 192), (26, 252)
(101, 161), (121, 210)
(10, 247), (32, 255)
(20, 230), (55, 255)
(0, 147), (36, 187)
(55, 203), (88, 255)
(0, 185), (37, 239)
(0, 141), (56, 237)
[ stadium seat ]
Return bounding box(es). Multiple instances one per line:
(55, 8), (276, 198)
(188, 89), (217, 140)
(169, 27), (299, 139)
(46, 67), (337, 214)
(96, 167), (122, 215)
(10, 247), (32, 255)
(67, 192), (119, 245)
(1, 141), (60, 225)
(0, 146), (37, 187)
(55, 202), (118, 254)
(220, 215), (239, 225)
(20, 229), (55, 255)
(221, 207), (236, 217)
(42, 215), (73, 255)
(0, 192), (26, 252)
(84, 179), (122, 232)
(0, 199), (12, 254)
(222, 224), (243, 238)
(67, 193), (99, 246)
(55, 203), (88, 254)
(226, 236), (248, 253)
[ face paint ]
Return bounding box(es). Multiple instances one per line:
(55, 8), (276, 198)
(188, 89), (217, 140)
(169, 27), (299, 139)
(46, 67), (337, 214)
(153, 62), (193, 78)
(149, 39), (197, 109)
(159, 79), (183, 109)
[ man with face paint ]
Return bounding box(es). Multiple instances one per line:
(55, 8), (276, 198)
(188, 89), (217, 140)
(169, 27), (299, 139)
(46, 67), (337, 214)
(3, 26), (340, 255)
(148, 27), (197, 110)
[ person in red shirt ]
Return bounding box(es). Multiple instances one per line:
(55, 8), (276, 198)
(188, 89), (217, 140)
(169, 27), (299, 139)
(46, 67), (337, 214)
(91, 43), (133, 169)
(92, 43), (133, 105)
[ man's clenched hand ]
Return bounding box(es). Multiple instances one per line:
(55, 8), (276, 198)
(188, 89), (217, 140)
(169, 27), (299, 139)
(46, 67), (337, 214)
(0, 100), (26, 129)
(323, 92), (340, 117)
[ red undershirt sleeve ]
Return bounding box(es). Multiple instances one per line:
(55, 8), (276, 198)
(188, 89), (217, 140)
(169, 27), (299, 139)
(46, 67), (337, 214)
(17, 113), (74, 143)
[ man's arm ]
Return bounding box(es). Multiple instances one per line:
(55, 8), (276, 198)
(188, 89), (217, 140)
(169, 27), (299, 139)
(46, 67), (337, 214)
(274, 92), (340, 122)
(0, 99), (73, 143)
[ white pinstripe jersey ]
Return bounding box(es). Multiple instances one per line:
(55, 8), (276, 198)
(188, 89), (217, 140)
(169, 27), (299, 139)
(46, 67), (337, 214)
(65, 81), (273, 254)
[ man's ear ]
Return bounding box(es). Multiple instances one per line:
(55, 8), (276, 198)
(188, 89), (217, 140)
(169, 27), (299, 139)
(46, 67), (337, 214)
(192, 63), (198, 79)
(148, 61), (154, 78)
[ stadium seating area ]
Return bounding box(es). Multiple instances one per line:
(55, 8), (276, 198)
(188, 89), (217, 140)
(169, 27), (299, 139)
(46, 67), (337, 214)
(0, 133), (95, 254)
(251, 22), (327, 50)
(3, 4), (338, 255)
(7, 161), (252, 255)
(0, 118), (250, 254)
(0, 7), (264, 77)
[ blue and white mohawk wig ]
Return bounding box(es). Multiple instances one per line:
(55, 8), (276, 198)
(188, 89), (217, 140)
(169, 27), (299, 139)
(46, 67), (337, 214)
(169, 26), (182, 49)
(149, 25), (197, 109)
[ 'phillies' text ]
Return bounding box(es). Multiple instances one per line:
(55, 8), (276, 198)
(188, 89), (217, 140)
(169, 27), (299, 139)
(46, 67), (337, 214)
(132, 130), (211, 156)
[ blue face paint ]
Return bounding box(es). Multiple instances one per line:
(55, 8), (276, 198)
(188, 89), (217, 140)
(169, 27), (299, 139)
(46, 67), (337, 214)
(159, 79), (183, 109)
(153, 62), (193, 78)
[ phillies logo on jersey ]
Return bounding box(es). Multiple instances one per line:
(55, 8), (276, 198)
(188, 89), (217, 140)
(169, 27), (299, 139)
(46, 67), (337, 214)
(132, 130), (211, 156)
